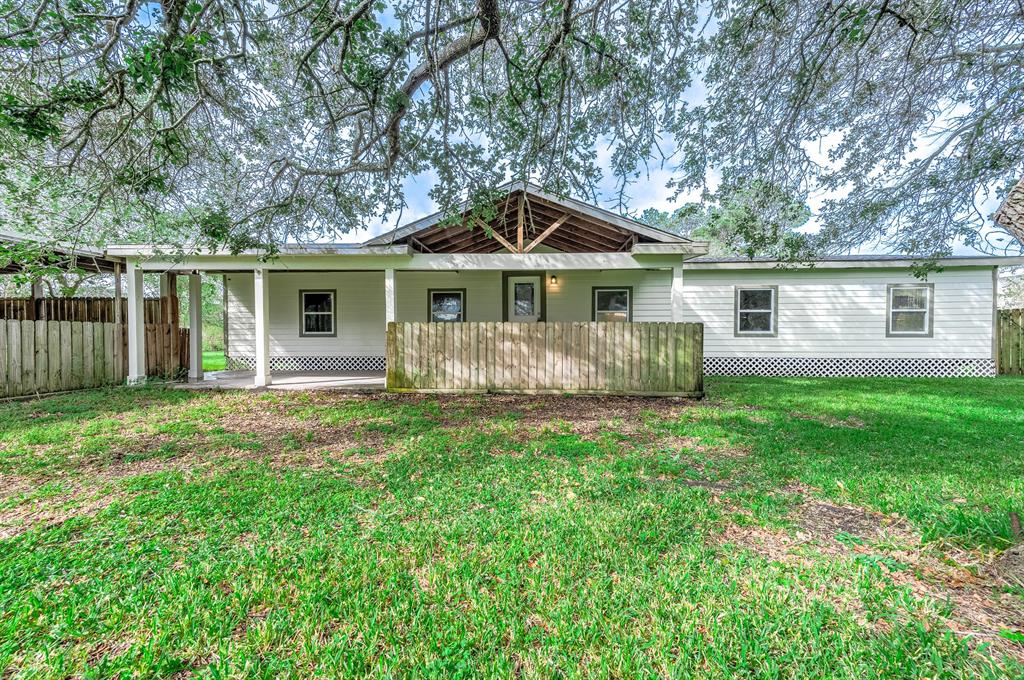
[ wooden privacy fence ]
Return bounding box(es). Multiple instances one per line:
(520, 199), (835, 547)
(0, 320), (189, 398)
(145, 324), (190, 378)
(386, 321), (704, 396)
(0, 297), (165, 322)
(998, 308), (1023, 375)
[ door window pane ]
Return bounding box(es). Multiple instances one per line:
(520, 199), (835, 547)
(514, 282), (535, 316)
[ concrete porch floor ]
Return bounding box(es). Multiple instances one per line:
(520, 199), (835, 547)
(175, 370), (386, 391)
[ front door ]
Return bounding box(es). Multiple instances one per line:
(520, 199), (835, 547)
(507, 275), (542, 322)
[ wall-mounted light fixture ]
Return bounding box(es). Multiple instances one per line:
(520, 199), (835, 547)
(550, 274), (558, 285)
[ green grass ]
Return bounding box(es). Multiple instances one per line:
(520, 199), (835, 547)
(202, 350), (226, 371)
(0, 378), (1022, 677)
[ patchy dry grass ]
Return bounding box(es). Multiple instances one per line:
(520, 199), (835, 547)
(0, 377), (1022, 677)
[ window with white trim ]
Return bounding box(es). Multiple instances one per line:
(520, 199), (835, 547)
(593, 288), (631, 322)
(735, 287), (777, 335)
(430, 290), (465, 322)
(300, 290), (335, 336)
(887, 284), (933, 336)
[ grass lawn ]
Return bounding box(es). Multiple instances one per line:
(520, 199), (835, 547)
(202, 350), (226, 371)
(0, 377), (1022, 677)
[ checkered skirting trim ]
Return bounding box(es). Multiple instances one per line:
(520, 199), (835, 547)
(704, 356), (997, 378)
(226, 355), (387, 372)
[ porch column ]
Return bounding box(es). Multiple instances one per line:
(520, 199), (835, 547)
(188, 273), (203, 382)
(126, 262), (146, 384)
(254, 268), (271, 387)
(671, 265), (685, 322)
(384, 268), (396, 327)
(113, 262), (122, 380)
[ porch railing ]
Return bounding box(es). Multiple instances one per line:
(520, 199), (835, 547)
(386, 321), (703, 396)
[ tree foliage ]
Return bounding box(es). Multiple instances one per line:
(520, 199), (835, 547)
(677, 0), (1024, 255)
(1, 0), (697, 249)
(642, 181), (813, 260)
(0, 0), (1021, 257)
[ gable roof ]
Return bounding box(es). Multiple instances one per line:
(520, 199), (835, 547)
(364, 182), (693, 253)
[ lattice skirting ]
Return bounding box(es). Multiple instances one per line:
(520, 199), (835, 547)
(704, 356), (997, 378)
(226, 355), (386, 372)
(224, 354), (995, 378)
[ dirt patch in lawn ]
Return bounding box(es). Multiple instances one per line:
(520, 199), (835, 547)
(0, 484), (126, 540)
(717, 490), (1024, 662)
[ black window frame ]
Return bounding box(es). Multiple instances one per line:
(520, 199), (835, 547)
(299, 289), (337, 337)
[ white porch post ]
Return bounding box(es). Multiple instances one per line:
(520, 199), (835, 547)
(254, 268), (271, 387)
(384, 268), (396, 328)
(188, 274), (203, 382)
(126, 262), (146, 384)
(671, 265), (685, 322)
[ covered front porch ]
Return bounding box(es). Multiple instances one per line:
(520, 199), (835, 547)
(110, 184), (709, 394)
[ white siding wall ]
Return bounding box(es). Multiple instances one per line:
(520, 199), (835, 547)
(226, 272), (254, 356)
(546, 270), (672, 321)
(395, 271), (503, 321)
(225, 266), (995, 361)
(394, 269), (673, 322)
(684, 267), (995, 358)
(227, 271), (385, 357)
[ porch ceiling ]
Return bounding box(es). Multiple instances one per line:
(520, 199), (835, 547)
(393, 188), (675, 254)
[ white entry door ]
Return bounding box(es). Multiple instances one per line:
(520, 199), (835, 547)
(507, 276), (542, 322)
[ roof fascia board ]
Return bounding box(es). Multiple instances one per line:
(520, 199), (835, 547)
(107, 244), (411, 258)
(683, 257), (1024, 270)
(632, 242), (710, 257)
(129, 251), (686, 272)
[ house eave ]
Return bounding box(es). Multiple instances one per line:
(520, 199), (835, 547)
(682, 256), (1024, 270)
(631, 242), (709, 258)
(106, 244), (413, 258)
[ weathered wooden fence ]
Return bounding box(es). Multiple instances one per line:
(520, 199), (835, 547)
(386, 321), (704, 396)
(998, 308), (1023, 375)
(0, 320), (189, 398)
(0, 297), (165, 322)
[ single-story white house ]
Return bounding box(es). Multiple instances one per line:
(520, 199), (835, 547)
(108, 184), (1024, 388)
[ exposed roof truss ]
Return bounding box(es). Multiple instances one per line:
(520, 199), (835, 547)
(368, 185), (691, 254)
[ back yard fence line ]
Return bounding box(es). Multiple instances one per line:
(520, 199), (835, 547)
(0, 320), (189, 399)
(386, 321), (704, 396)
(0, 297), (168, 323)
(998, 308), (1024, 376)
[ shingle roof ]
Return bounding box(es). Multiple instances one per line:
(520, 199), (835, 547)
(993, 178), (1024, 244)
